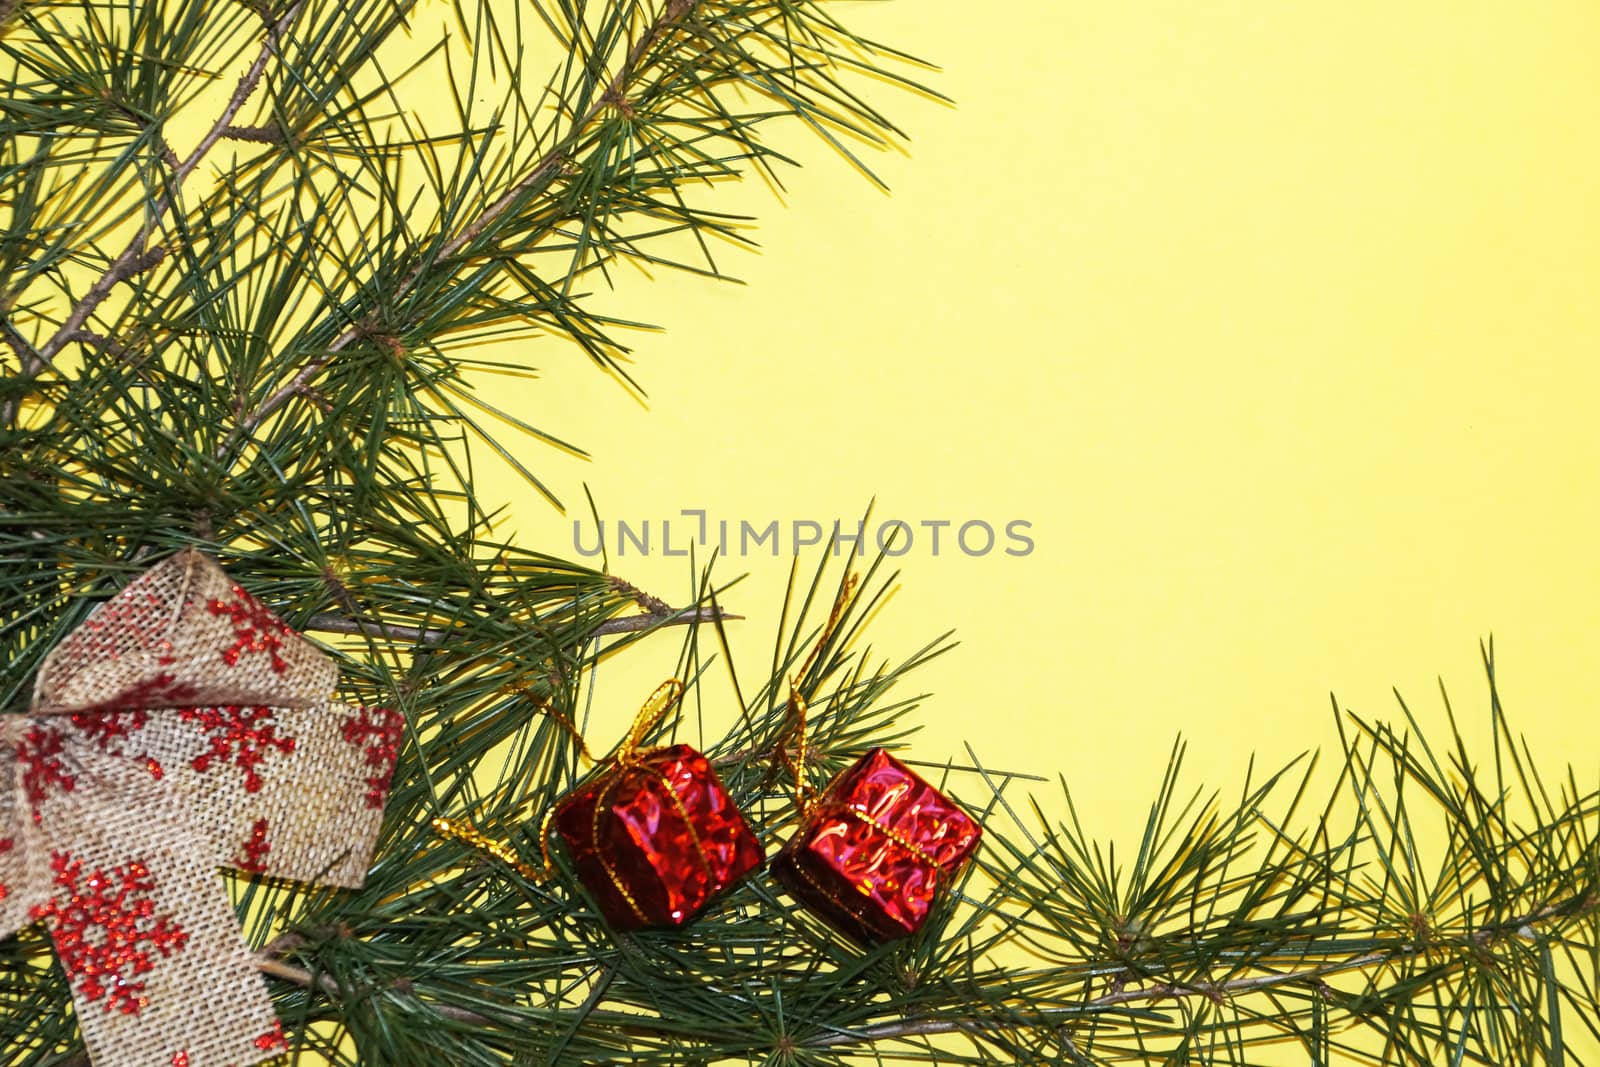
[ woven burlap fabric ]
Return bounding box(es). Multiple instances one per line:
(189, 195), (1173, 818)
(0, 550), (398, 1067)
(32, 549), (337, 716)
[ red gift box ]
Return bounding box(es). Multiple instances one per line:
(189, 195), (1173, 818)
(551, 744), (764, 930)
(772, 747), (981, 944)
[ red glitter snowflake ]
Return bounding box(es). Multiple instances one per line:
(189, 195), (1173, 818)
(28, 852), (189, 1015)
(171, 1052), (190, 1067)
(255, 1021), (287, 1051)
(340, 706), (404, 808)
(179, 705), (296, 793)
(17, 726), (76, 813)
(235, 818), (270, 874)
(0, 837), (12, 903)
(70, 708), (150, 753)
(206, 585), (294, 674)
(76, 587), (170, 660)
(74, 666), (201, 719)
(71, 708), (167, 781)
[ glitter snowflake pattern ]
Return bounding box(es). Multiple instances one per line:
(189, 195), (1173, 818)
(255, 1021), (288, 1052)
(76, 587), (171, 661)
(235, 818), (271, 874)
(179, 706), (297, 793)
(17, 726), (76, 813)
(69, 708), (166, 781)
(206, 585), (294, 674)
(75, 666), (202, 719)
(28, 852), (189, 1015)
(340, 706), (404, 808)
(0, 837), (13, 902)
(71, 708), (150, 753)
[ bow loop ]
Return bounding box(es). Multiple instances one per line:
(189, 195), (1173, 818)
(31, 549), (337, 716)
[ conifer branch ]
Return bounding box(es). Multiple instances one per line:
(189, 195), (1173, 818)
(793, 886), (1599, 1053)
(227, 0), (699, 449)
(28, 0), (303, 369)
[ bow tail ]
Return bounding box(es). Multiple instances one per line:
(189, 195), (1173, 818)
(0, 735), (48, 938)
(28, 746), (283, 1067)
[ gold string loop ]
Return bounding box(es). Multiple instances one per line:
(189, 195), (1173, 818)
(433, 678), (687, 883)
(431, 817), (543, 880)
(780, 682), (818, 815)
(616, 678), (684, 767)
(510, 684), (600, 763)
(778, 574), (859, 816)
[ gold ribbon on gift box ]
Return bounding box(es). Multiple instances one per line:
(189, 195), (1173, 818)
(0, 550), (400, 1067)
(433, 679), (721, 926)
(431, 573), (868, 925)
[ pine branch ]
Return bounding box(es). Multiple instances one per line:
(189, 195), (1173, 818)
(25, 0), (303, 371)
(225, 0), (699, 449)
(1085, 891), (1591, 1011)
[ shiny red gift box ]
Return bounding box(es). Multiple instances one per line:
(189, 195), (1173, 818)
(772, 747), (981, 944)
(551, 744), (764, 930)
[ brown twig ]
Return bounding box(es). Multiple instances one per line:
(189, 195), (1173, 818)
(1, 313), (42, 373)
(590, 605), (737, 636)
(109, 100), (182, 171)
(226, 0), (697, 449)
(608, 574), (672, 616)
(0, 313), (45, 424)
(257, 957), (342, 999)
(302, 604), (736, 644)
(63, 329), (136, 360)
(221, 123), (285, 144)
(258, 953), (496, 1025)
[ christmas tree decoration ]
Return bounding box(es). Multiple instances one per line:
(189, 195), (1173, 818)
(771, 697), (981, 945)
(767, 573), (981, 945)
(546, 681), (764, 930)
(0, 551), (399, 1067)
(431, 816), (544, 881)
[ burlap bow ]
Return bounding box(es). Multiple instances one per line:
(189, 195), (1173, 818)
(0, 550), (402, 1067)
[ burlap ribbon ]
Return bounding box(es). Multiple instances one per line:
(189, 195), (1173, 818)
(0, 550), (402, 1067)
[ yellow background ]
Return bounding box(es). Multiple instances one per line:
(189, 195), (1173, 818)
(16, 1), (1599, 1062)
(497, 1), (1600, 848)
(458, 4), (1600, 1060)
